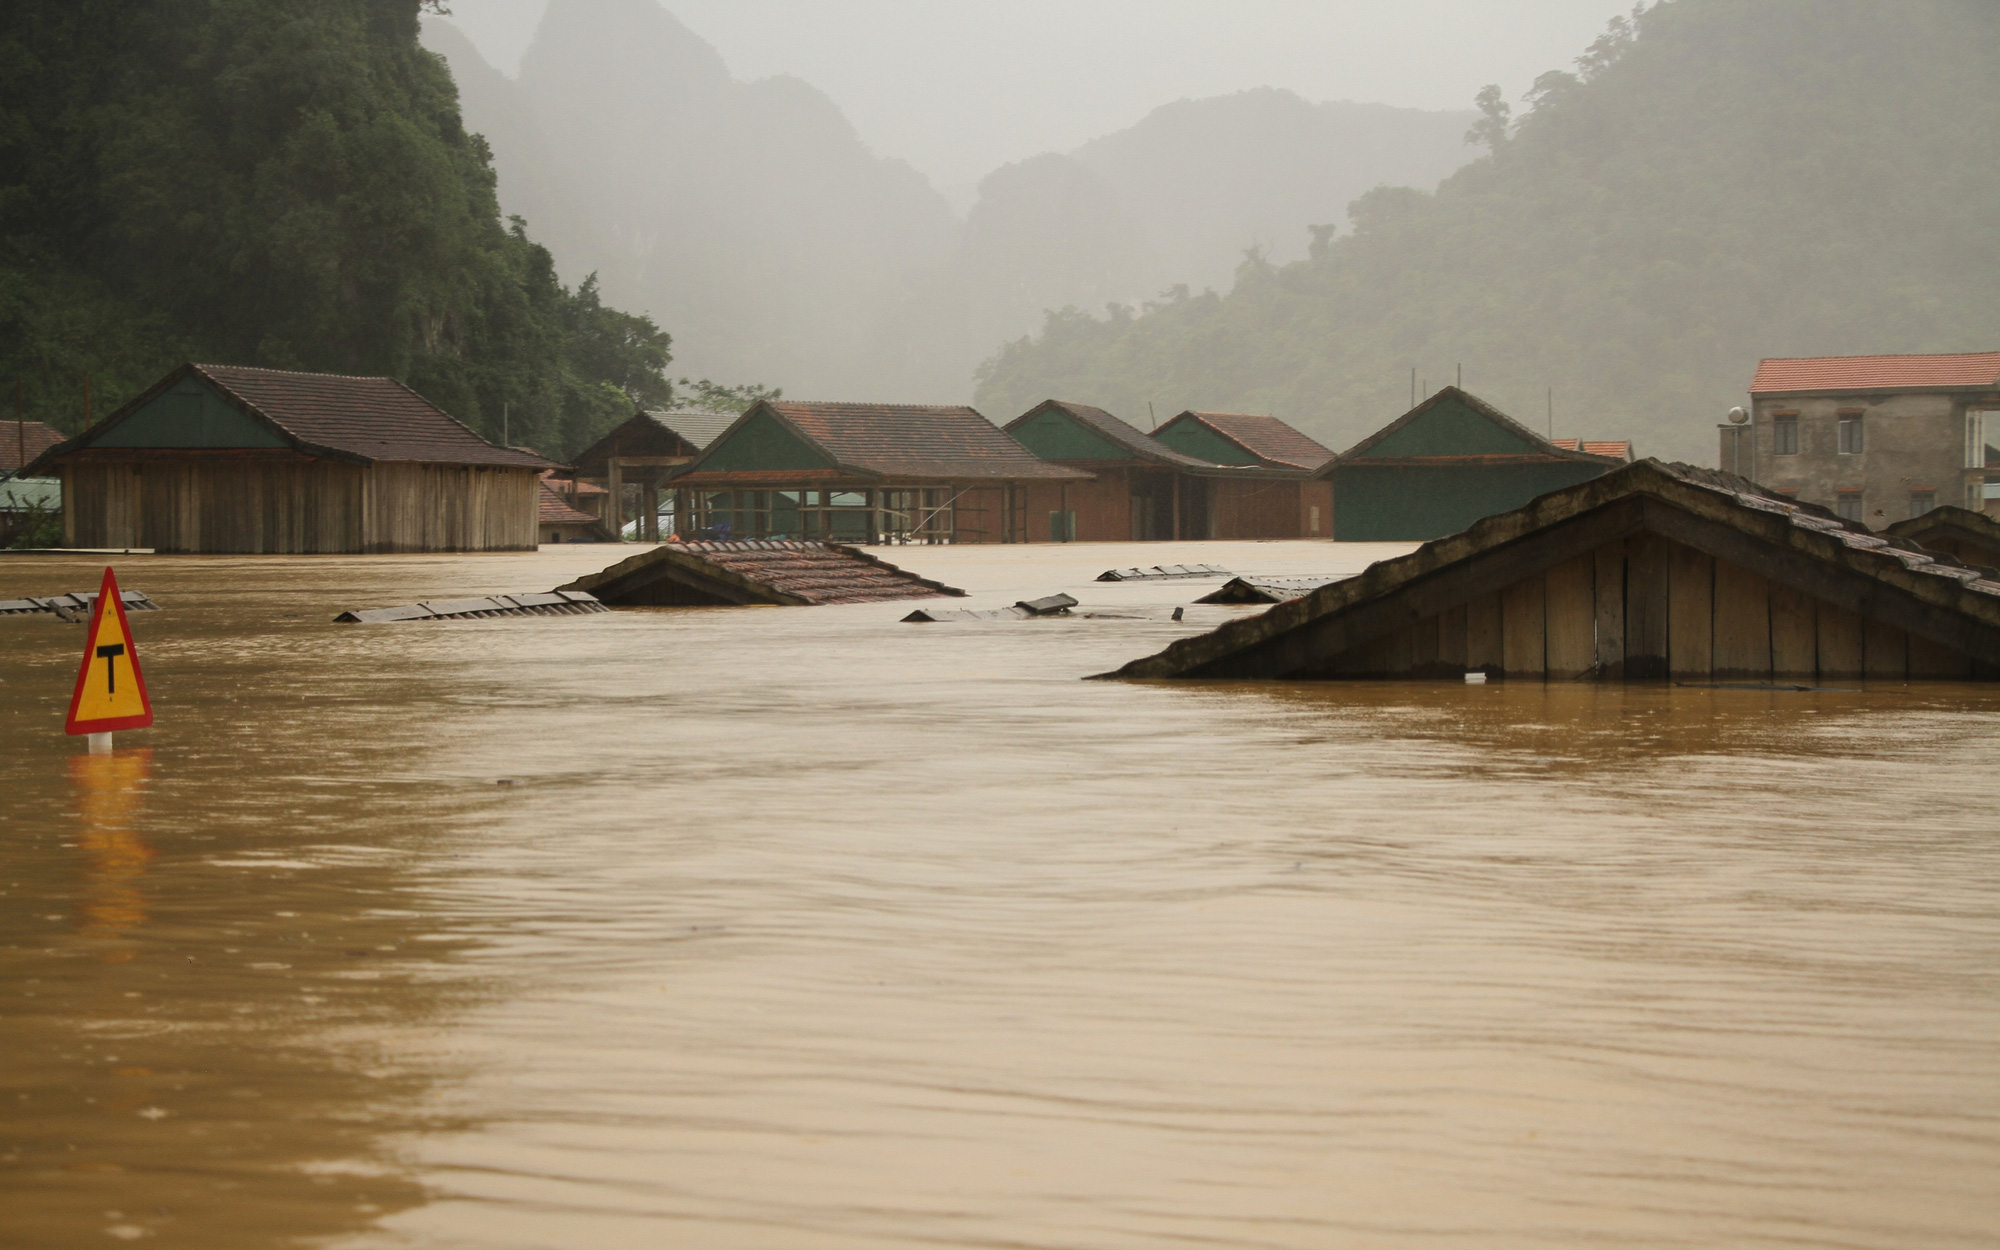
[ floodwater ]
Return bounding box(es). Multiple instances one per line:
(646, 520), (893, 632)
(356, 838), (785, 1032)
(4, 540), (1999, 1250)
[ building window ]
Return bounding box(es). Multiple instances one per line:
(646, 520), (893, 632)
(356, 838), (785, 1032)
(1967, 411), (1998, 468)
(1835, 491), (1864, 522)
(1773, 413), (1799, 455)
(1837, 412), (1863, 454)
(1909, 490), (1936, 519)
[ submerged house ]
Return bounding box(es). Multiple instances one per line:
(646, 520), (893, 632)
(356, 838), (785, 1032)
(1106, 460), (2000, 683)
(1318, 387), (1627, 541)
(1005, 401), (1332, 541)
(569, 408), (736, 540)
(1882, 506), (2000, 571)
(24, 364), (552, 553)
(663, 401), (1090, 543)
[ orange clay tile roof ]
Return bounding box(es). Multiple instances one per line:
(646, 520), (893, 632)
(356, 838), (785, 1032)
(1550, 438), (1634, 460)
(1176, 411), (1335, 470)
(1750, 352), (2000, 395)
(538, 481), (600, 526)
(540, 470), (606, 496)
(0, 420), (64, 473)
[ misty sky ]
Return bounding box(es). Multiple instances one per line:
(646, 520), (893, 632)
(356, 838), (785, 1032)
(441, 0), (1631, 192)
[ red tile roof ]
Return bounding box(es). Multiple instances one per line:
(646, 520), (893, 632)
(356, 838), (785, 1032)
(540, 470), (606, 497)
(1176, 411), (1335, 471)
(1550, 438), (1634, 460)
(724, 402), (1090, 482)
(538, 481), (600, 527)
(1009, 400), (1214, 469)
(565, 540), (965, 607)
(0, 420), (64, 473)
(1751, 352), (2000, 395)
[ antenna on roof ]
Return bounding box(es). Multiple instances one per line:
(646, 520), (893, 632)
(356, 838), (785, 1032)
(1148, 401), (1157, 431)
(1410, 368), (1415, 409)
(1548, 387), (1553, 439)
(1457, 363), (1462, 389)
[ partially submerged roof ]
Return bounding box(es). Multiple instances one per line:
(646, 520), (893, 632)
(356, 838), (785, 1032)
(672, 401), (1090, 485)
(1323, 387), (1627, 471)
(560, 540), (967, 607)
(1153, 411), (1335, 472)
(538, 480), (605, 530)
(25, 364), (552, 472)
(1882, 506), (2000, 570)
(1, 420), (63, 474)
(1193, 577), (1336, 605)
(1751, 352), (2000, 396)
(1106, 459), (2000, 681)
(1005, 400), (1214, 469)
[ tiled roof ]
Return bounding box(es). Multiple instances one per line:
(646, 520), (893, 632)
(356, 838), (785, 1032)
(1331, 387), (1622, 467)
(538, 481), (600, 526)
(1012, 401), (1214, 468)
(540, 470), (607, 497)
(1177, 412), (1335, 470)
(190, 365), (551, 467)
(562, 539), (966, 607)
(1550, 438), (1634, 460)
(1, 420), (64, 474)
(645, 409), (736, 450)
(1750, 352), (2000, 395)
(1109, 459), (2000, 679)
(766, 402), (1091, 481)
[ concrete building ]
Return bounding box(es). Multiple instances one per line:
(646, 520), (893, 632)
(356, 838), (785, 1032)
(1722, 352), (2000, 528)
(1318, 387), (1626, 541)
(24, 364), (552, 552)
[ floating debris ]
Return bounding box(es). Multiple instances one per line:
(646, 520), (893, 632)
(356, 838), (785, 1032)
(564, 540), (963, 607)
(334, 591), (608, 623)
(1193, 577), (1336, 605)
(904, 593), (1078, 623)
(0, 590), (159, 621)
(1095, 563), (1232, 582)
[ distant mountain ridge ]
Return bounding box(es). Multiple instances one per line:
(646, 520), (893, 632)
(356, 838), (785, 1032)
(422, 4), (1475, 402)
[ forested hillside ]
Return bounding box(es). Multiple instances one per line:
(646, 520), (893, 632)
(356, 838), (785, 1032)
(0, 0), (670, 455)
(973, 0), (2000, 461)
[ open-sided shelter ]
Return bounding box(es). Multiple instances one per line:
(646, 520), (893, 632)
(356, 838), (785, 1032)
(664, 401), (1090, 544)
(1106, 460), (2000, 683)
(24, 364), (552, 552)
(569, 408), (736, 540)
(1319, 387), (1626, 541)
(1005, 401), (1330, 541)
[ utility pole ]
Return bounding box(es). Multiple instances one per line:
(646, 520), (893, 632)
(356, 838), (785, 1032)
(1547, 387), (1553, 439)
(83, 373), (91, 429)
(503, 401), (509, 447)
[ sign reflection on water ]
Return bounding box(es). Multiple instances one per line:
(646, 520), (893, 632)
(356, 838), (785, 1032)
(67, 749), (155, 955)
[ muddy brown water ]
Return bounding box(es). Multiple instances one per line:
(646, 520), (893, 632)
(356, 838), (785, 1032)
(3, 542), (1999, 1249)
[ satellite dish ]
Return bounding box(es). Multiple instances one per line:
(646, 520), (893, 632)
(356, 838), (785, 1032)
(1727, 406), (1749, 425)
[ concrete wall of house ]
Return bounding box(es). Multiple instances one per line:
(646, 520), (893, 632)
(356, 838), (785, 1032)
(1331, 461), (1609, 541)
(1747, 392), (1993, 526)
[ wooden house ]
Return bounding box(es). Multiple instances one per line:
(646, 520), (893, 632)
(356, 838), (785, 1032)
(663, 401), (1091, 544)
(569, 408), (736, 540)
(1150, 410), (1336, 538)
(1106, 459), (2000, 683)
(1004, 401), (1331, 541)
(23, 364), (552, 553)
(538, 473), (612, 543)
(1318, 387), (1626, 541)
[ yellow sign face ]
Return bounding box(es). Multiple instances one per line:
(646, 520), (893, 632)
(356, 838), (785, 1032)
(65, 567), (154, 735)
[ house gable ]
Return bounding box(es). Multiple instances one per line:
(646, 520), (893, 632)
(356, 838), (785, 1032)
(92, 376), (289, 450)
(1153, 418), (1259, 466)
(1355, 393), (1543, 459)
(1008, 405), (1131, 462)
(696, 408), (837, 473)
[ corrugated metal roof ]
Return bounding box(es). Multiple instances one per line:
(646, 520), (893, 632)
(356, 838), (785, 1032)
(644, 409), (735, 450)
(1750, 352), (2000, 394)
(1175, 412), (1335, 471)
(1, 421), (64, 473)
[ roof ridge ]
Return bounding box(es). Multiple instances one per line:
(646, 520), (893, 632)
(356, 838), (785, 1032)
(196, 363), (401, 382)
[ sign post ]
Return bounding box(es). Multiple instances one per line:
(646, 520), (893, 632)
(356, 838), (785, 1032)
(65, 566), (153, 751)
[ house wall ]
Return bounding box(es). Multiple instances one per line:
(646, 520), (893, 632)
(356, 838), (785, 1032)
(1748, 392), (1998, 525)
(1023, 473), (1134, 542)
(1331, 461), (1610, 541)
(1209, 477), (1325, 539)
(61, 455), (536, 552)
(1312, 534), (1987, 682)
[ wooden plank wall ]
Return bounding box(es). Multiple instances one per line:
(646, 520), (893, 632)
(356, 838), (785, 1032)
(1323, 534), (1976, 681)
(361, 464), (539, 552)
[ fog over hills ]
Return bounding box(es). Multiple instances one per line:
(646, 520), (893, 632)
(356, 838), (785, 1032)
(422, 1), (1475, 402)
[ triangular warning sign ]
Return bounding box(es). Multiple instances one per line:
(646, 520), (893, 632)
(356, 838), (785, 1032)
(65, 566), (154, 736)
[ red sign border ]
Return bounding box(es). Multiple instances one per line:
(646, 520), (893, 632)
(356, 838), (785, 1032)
(64, 565), (154, 735)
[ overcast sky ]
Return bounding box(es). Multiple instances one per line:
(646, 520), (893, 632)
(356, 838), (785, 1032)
(440, 0), (1629, 191)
